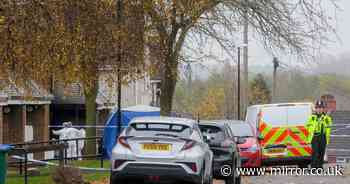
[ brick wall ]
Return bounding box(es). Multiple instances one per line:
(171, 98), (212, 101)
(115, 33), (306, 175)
(27, 104), (50, 159)
(3, 105), (26, 144)
(0, 106), (3, 144)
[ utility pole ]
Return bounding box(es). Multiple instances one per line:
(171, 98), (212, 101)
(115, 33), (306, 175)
(272, 57), (279, 103)
(237, 47), (241, 120)
(242, 0), (249, 117)
(186, 63), (193, 107)
(116, 0), (123, 137)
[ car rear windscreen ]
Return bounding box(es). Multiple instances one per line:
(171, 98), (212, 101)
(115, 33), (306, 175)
(229, 124), (254, 137)
(199, 125), (225, 143)
(126, 123), (192, 138)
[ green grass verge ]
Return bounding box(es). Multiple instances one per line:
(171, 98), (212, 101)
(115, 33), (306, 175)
(6, 160), (110, 184)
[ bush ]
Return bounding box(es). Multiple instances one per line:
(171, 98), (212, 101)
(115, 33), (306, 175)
(52, 167), (87, 184)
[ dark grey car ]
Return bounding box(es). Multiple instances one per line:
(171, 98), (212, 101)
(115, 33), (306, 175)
(199, 121), (241, 184)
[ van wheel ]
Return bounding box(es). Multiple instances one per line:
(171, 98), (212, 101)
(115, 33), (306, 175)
(298, 164), (309, 169)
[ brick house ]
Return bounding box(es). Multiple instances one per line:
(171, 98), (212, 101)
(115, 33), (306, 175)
(0, 72), (161, 144)
(0, 79), (53, 145)
(50, 73), (161, 136)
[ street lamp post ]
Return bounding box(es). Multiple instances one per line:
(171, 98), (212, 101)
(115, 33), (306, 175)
(235, 44), (247, 120)
(237, 47), (241, 120)
(272, 57), (280, 102)
(116, 0), (123, 137)
(242, 0), (249, 117)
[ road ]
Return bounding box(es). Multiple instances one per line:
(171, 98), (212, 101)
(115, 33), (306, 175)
(214, 175), (350, 184)
(95, 165), (350, 184)
(95, 175), (350, 184)
(213, 164), (350, 184)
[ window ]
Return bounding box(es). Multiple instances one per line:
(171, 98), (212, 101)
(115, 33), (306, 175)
(229, 124), (254, 137)
(192, 124), (203, 142)
(199, 125), (225, 143)
(287, 105), (312, 125)
(224, 127), (232, 138)
(261, 107), (287, 126)
(246, 107), (259, 128)
(127, 123), (192, 138)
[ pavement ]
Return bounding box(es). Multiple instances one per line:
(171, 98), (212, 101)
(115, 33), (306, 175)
(239, 175), (349, 184)
(213, 164), (350, 184)
(94, 165), (350, 184)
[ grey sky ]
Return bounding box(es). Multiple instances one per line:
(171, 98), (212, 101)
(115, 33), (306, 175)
(186, 0), (350, 79)
(250, 0), (350, 67)
(330, 0), (350, 53)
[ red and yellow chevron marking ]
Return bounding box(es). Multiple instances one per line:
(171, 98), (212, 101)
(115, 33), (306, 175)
(258, 121), (312, 157)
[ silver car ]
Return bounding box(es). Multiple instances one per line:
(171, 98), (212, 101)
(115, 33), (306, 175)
(110, 116), (213, 184)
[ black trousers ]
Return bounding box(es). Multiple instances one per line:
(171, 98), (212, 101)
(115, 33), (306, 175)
(311, 133), (327, 168)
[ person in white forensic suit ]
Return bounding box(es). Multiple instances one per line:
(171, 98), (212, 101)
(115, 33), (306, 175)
(77, 129), (86, 160)
(53, 122), (85, 159)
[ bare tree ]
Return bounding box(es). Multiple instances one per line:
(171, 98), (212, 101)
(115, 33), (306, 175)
(144, 0), (338, 115)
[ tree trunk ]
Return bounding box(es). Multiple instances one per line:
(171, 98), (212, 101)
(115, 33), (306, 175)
(84, 81), (98, 155)
(160, 56), (178, 116)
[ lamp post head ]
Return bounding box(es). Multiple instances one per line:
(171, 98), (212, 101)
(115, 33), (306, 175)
(273, 57), (280, 68)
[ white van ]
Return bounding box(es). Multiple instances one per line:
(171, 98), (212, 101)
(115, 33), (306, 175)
(245, 103), (313, 167)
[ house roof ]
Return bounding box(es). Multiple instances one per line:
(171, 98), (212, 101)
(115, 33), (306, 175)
(0, 79), (53, 104)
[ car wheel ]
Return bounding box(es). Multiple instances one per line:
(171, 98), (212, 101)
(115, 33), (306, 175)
(235, 174), (241, 184)
(110, 175), (115, 184)
(200, 164), (206, 184)
(205, 167), (213, 184)
(235, 158), (241, 184)
(224, 162), (235, 184)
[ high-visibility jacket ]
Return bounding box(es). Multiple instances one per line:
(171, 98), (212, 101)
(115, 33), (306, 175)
(306, 114), (332, 144)
(306, 115), (317, 143)
(322, 115), (333, 144)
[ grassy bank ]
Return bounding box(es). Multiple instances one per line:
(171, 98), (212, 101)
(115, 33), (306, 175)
(6, 160), (110, 184)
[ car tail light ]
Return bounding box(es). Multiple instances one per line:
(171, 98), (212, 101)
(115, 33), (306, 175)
(246, 144), (258, 152)
(190, 163), (197, 172)
(181, 139), (196, 151)
(118, 136), (130, 149)
(180, 162), (197, 172)
(148, 176), (160, 181)
(114, 160), (128, 169)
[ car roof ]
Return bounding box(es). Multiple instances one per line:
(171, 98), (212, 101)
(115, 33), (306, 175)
(224, 121), (247, 126)
(130, 116), (197, 127)
(198, 120), (228, 128)
(220, 120), (245, 124)
(225, 121), (252, 129)
(248, 102), (313, 109)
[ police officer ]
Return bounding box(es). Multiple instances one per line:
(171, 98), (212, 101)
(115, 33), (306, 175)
(306, 100), (333, 168)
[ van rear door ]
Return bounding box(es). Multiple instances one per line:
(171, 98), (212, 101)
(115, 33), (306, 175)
(259, 106), (289, 158)
(286, 105), (312, 157)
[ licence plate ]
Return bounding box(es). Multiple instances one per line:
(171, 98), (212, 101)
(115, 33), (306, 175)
(267, 148), (285, 154)
(142, 144), (171, 151)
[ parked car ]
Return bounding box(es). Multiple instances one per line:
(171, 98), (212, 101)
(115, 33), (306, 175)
(199, 121), (241, 184)
(246, 103), (313, 167)
(110, 116), (213, 184)
(226, 120), (262, 168)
